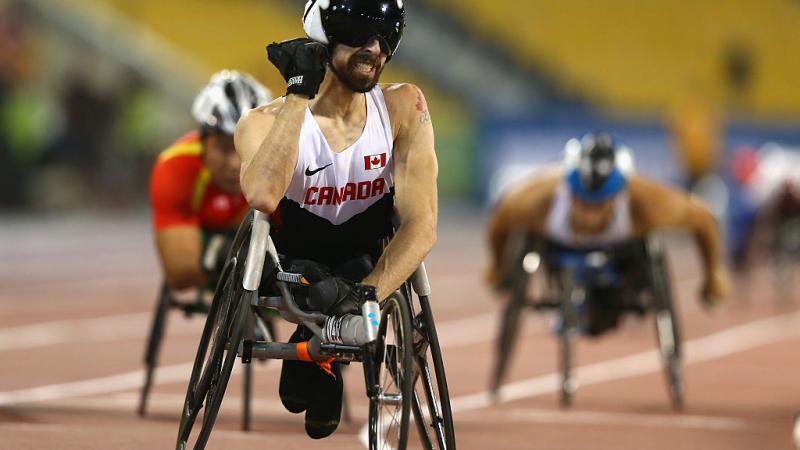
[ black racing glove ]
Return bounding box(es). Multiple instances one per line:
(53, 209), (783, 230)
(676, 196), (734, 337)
(309, 278), (375, 316)
(266, 38), (328, 99)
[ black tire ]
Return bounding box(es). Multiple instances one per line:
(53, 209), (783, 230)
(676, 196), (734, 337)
(491, 266), (530, 396)
(139, 282), (171, 417)
(559, 269), (579, 408)
(368, 293), (414, 450)
(242, 355), (252, 431)
(775, 218), (800, 307)
(410, 294), (456, 450)
(648, 238), (684, 410)
(175, 257), (249, 450)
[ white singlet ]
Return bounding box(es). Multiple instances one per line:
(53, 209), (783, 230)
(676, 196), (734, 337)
(273, 86), (396, 265)
(283, 86), (394, 226)
(545, 181), (633, 248)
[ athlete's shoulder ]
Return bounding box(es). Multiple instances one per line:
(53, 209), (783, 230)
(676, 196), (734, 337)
(380, 83), (423, 109)
(495, 169), (561, 212)
(513, 169), (561, 196)
(156, 131), (202, 162)
(242, 97), (285, 121)
(628, 174), (685, 201)
(235, 97), (285, 141)
(628, 174), (703, 230)
(379, 83), (430, 136)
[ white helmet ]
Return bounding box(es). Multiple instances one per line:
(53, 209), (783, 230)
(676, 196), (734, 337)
(191, 70), (272, 135)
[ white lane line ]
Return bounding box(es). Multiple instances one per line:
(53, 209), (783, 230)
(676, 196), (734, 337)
(3, 307), (799, 429)
(451, 310), (800, 413)
(0, 358), (281, 407)
(0, 274), (158, 293)
(475, 408), (747, 431)
(0, 310), (504, 403)
(356, 310), (800, 447)
(0, 312), (152, 352)
(33, 391), (293, 417)
(0, 363), (191, 406)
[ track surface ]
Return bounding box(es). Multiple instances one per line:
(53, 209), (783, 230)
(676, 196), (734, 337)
(1, 210), (798, 450)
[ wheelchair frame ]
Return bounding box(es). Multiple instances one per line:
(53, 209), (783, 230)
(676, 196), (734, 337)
(175, 210), (456, 450)
(138, 280), (274, 431)
(491, 234), (684, 410)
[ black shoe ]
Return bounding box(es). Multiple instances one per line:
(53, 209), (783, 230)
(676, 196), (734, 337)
(279, 326), (314, 413)
(304, 362), (343, 439)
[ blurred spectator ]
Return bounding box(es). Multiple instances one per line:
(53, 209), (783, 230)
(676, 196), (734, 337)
(667, 84), (723, 187)
(0, 0), (36, 207)
(722, 39), (755, 108)
(37, 76), (119, 208)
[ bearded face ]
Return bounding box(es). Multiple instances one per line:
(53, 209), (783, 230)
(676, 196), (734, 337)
(329, 41), (387, 93)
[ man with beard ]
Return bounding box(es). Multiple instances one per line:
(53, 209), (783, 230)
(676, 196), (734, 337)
(235, 0), (437, 439)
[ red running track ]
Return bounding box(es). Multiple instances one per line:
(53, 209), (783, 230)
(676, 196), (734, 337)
(0, 210), (798, 450)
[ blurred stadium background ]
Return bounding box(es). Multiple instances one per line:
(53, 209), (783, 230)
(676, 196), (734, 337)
(2, 2), (800, 449)
(3, 0), (799, 213)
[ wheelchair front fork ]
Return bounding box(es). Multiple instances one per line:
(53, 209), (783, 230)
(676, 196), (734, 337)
(362, 341), (380, 400)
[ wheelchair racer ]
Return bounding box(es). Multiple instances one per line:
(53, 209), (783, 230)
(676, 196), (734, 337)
(487, 132), (729, 333)
(234, 0), (437, 440)
(728, 143), (800, 268)
(150, 70), (272, 290)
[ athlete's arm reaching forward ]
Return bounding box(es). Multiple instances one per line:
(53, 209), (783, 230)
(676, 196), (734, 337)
(485, 173), (560, 288)
(362, 84), (438, 301)
(629, 175), (729, 305)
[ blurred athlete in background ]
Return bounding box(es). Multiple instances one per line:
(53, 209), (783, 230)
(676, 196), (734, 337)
(487, 132), (728, 332)
(150, 70), (271, 290)
(728, 143), (800, 268)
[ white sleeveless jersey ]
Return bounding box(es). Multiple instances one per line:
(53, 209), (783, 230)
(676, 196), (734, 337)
(273, 86), (396, 265)
(283, 86), (394, 225)
(545, 181), (633, 247)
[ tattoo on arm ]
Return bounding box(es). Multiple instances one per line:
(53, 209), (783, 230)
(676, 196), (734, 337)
(416, 89), (431, 124)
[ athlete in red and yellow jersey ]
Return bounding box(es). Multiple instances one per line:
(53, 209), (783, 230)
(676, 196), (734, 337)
(149, 70), (271, 290)
(150, 131), (248, 232)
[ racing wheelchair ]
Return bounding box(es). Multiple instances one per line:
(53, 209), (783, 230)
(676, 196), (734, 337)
(138, 279), (274, 432)
(175, 210), (456, 450)
(490, 234), (683, 409)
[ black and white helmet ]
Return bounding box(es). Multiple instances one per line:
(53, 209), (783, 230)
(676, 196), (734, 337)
(302, 0), (405, 58)
(191, 70), (272, 135)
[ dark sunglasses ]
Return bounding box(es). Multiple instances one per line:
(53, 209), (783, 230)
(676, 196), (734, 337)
(325, 14), (403, 56)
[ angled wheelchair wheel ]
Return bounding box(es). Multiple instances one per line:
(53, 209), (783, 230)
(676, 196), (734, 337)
(175, 256), (249, 450)
(647, 238), (684, 410)
(368, 292), (413, 450)
(491, 265), (530, 397)
(410, 292), (456, 450)
(559, 269), (580, 408)
(139, 282), (171, 417)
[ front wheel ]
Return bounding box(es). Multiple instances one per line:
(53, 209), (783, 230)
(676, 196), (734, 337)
(368, 293), (413, 450)
(175, 258), (248, 450)
(410, 294), (456, 450)
(139, 282), (171, 417)
(648, 238), (684, 410)
(559, 270), (580, 408)
(491, 266), (530, 396)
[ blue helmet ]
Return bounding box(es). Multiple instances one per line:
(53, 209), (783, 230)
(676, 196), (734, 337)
(566, 132), (629, 203)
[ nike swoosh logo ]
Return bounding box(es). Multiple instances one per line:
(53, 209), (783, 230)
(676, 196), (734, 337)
(305, 163), (332, 176)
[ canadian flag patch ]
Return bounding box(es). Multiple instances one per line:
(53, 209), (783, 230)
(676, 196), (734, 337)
(364, 153), (387, 170)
